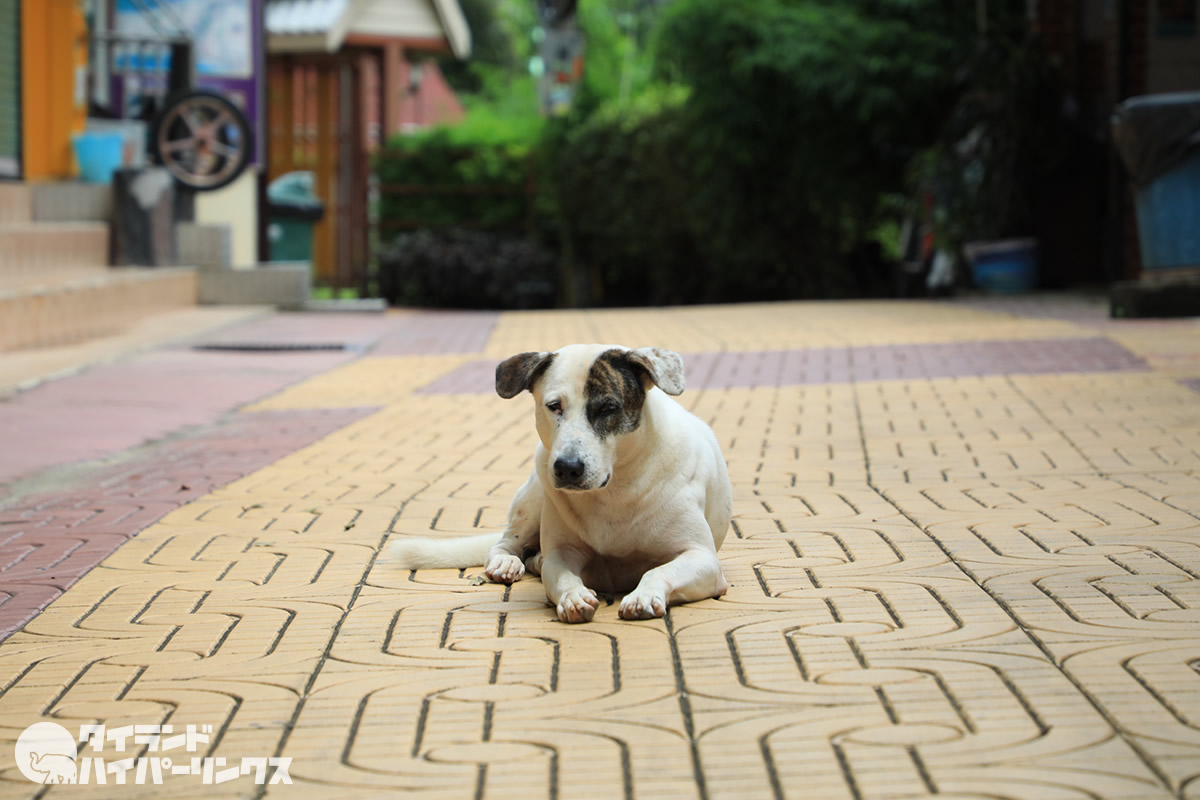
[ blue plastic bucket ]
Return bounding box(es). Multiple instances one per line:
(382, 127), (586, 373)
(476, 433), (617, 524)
(1135, 149), (1200, 270)
(966, 239), (1038, 294)
(71, 132), (125, 183)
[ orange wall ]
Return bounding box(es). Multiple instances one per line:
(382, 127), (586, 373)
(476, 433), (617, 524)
(21, 0), (86, 179)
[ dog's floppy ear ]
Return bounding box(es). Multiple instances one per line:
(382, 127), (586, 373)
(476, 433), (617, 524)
(495, 351), (555, 399)
(625, 347), (685, 396)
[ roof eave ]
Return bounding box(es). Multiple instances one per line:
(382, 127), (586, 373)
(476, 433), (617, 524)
(429, 0), (471, 59)
(267, 33), (339, 53)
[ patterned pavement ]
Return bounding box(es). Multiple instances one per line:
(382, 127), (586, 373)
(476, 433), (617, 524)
(1, 298), (1200, 799)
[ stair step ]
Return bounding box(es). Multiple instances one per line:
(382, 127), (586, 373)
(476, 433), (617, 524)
(0, 223), (110, 277)
(0, 268), (197, 351)
(0, 268), (120, 293)
(0, 183), (33, 224)
(32, 182), (112, 223)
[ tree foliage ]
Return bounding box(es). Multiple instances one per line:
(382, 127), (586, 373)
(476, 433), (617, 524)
(380, 0), (1062, 306)
(440, 0), (535, 93)
(654, 0), (977, 227)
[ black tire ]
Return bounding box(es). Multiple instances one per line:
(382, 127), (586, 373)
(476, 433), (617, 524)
(150, 89), (252, 192)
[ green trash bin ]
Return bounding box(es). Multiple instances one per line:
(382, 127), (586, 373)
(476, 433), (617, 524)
(267, 172), (325, 262)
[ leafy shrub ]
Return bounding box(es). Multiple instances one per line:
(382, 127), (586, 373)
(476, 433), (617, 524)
(533, 0), (989, 305)
(543, 89), (875, 304)
(913, 33), (1073, 251)
(379, 228), (557, 309)
(375, 105), (541, 232)
(654, 0), (980, 233)
(371, 0), (1056, 306)
(437, 0), (523, 94)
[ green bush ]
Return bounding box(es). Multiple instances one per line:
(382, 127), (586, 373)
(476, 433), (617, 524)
(533, 0), (987, 305)
(378, 228), (557, 309)
(654, 0), (977, 234)
(912, 32), (1072, 253)
(543, 89), (865, 305)
(375, 95), (542, 232)
(373, 0), (1051, 307)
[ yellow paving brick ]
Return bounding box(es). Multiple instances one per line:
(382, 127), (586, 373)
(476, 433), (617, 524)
(3, 300), (1200, 798)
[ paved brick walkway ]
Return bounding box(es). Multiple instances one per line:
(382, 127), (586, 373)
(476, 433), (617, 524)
(1, 299), (1199, 799)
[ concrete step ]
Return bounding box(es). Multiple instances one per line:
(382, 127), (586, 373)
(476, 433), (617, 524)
(31, 182), (112, 223)
(0, 268), (197, 351)
(0, 223), (110, 279)
(0, 183), (33, 225)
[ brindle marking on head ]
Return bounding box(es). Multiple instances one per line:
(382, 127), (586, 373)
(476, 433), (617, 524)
(496, 351), (556, 398)
(585, 350), (647, 437)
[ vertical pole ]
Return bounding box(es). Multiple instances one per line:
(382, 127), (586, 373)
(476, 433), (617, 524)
(337, 58), (353, 291)
(382, 41), (403, 140)
(255, 0), (269, 263)
(314, 61), (335, 287)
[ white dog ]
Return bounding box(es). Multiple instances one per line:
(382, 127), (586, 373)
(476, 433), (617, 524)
(389, 345), (732, 623)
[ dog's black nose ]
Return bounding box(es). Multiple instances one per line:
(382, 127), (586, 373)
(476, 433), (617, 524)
(553, 456), (586, 485)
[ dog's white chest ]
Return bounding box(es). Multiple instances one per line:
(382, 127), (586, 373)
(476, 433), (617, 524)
(555, 488), (672, 559)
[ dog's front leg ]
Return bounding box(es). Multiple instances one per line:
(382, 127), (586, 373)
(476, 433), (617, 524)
(485, 532), (537, 585)
(619, 548), (727, 620)
(486, 470), (543, 584)
(542, 546), (600, 623)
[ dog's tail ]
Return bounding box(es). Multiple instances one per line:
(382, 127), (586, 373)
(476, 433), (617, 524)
(385, 532), (500, 570)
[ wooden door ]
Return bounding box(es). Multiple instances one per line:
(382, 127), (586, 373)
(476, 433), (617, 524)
(266, 54), (368, 289)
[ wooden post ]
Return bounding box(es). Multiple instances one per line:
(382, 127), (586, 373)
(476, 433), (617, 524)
(314, 61), (337, 286)
(382, 41), (404, 141)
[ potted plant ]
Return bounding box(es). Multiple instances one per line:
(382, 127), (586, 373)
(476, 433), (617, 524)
(912, 27), (1067, 293)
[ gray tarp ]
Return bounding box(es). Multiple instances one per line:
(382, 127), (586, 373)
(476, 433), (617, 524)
(1112, 92), (1200, 189)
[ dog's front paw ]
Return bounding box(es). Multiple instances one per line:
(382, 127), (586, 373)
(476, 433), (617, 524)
(619, 589), (667, 620)
(556, 587), (600, 623)
(485, 554), (525, 584)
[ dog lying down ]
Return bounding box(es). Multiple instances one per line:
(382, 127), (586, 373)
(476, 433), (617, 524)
(388, 344), (732, 623)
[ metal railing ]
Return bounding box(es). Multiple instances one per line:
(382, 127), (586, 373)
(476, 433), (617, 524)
(89, 0), (192, 121)
(90, 32), (193, 121)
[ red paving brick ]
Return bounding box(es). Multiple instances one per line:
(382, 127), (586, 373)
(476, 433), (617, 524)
(417, 337), (1148, 394)
(0, 349), (362, 484)
(370, 311), (499, 355)
(0, 407), (375, 642)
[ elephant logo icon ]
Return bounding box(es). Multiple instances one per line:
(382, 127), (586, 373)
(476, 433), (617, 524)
(15, 722), (77, 784)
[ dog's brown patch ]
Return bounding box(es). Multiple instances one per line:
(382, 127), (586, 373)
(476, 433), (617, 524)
(585, 350), (646, 437)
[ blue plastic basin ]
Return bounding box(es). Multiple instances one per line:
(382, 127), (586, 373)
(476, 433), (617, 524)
(71, 132), (125, 183)
(967, 239), (1038, 294)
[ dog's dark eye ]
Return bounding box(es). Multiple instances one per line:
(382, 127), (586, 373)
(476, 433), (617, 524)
(598, 401), (619, 416)
(545, 400), (563, 414)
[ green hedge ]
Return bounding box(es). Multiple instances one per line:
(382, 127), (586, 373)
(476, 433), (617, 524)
(375, 114), (540, 232)
(378, 227), (556, 309)
(542, 89), (863, 306)
(372, 0), (1014, 308)
(375, 95), (869, 307)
